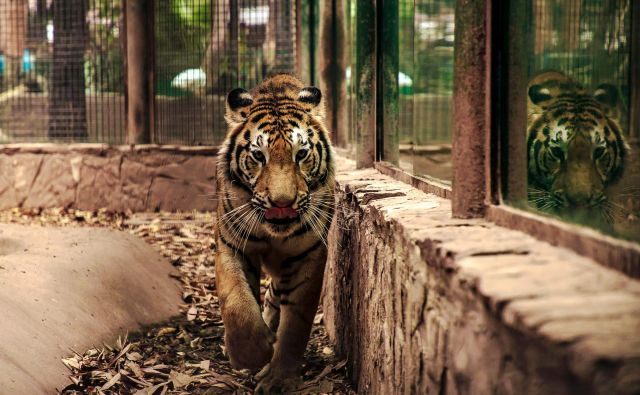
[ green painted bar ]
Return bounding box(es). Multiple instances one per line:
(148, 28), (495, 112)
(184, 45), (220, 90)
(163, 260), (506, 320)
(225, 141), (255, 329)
(380, 0), (399, 164)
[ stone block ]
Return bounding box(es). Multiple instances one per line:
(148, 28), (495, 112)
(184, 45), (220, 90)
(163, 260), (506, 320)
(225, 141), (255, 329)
(147, 177), (215, 212)
(0, 153), (43, 209)
(23, 154), (77, 209)
(156, 155), (216, 182)
(120, 159), (155, 212)
(76, 154), (122, 211)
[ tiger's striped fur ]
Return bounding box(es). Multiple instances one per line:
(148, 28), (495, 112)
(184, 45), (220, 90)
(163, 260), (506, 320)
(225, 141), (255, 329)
(526, 71), (628, 218)
(214, 74), (335, 392)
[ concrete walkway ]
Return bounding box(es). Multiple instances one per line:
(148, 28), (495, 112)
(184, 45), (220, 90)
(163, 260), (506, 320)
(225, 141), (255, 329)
(0, 224), (181, 394)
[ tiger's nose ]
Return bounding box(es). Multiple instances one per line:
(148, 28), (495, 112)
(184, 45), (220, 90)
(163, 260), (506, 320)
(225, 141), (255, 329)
(270, 196), (296, 208)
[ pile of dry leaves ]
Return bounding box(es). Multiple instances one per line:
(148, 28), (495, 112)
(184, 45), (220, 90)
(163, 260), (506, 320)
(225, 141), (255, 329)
(0, 208), (353, 394)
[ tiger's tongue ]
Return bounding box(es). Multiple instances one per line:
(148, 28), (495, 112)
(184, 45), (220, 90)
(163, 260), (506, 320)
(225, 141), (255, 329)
(265, 207), (299, 220)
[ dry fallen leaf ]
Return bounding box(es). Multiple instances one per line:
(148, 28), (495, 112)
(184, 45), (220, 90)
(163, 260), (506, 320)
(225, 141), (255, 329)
(169, 370), (195, 389)
(156, 327), (176, 337)
(100, 372), (121, 391)
(187, 306), (198, 321)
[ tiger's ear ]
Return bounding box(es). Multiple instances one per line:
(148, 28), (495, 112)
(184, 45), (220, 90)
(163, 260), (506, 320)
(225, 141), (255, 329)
(297, 87), (325, 119)
(594, 83), (619, 108)
(226, 88), (253, 125)
(594, 83), (624, 122)
(528, 84), (552, 106)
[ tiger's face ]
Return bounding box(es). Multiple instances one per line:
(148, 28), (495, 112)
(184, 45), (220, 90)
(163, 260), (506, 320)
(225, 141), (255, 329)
(219, 77), (333, 238)
(527, 71), (628, 211)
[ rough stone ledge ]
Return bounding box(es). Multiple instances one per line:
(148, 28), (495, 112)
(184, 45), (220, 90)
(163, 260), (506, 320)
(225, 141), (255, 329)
(323, 168), (640, 395)
(0, 144), (218, 212)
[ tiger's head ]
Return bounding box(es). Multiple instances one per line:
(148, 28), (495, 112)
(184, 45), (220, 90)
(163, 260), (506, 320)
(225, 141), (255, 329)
(526, 71), (628, 212)
(218, 75), (334, 239)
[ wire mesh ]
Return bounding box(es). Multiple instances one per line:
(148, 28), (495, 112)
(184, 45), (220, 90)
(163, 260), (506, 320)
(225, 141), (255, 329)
(0, 0), (298, 145)
(154, 0), (298, 145)
(0, 0), (125, 143)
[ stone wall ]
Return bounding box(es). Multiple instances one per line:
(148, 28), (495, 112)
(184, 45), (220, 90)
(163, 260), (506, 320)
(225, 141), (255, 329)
(323, 168), (640, 395)
(0, 144), (217, 212)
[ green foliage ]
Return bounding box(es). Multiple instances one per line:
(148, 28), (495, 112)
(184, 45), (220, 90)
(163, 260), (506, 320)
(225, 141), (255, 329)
(172, 0), (211, 29)
(85, 0), (124, 93)
(156, 0), (210, 86)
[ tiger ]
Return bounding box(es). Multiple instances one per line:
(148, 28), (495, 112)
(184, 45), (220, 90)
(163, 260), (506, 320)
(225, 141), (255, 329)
(214, 74), (335, 393)
(526, 70), (629, 221)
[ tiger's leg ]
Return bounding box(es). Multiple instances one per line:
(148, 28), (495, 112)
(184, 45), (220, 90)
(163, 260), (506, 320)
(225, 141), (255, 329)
(216, 240), (274, 370)
(256, 244), (327, 392)
(262, 279), (281, 333)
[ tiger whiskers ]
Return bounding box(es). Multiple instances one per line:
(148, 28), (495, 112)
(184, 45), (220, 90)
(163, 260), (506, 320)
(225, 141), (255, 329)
(599, 200), (631, 224)
(204, 190), (244, 202)
(219, 203), (259, 253)
(302, 203), (330, 248)
(527, 188), (563, 212)
(240, 208), (263, 255)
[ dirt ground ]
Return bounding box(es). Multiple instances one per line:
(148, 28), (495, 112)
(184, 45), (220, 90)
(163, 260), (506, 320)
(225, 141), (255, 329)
(0, 209), (354, 395)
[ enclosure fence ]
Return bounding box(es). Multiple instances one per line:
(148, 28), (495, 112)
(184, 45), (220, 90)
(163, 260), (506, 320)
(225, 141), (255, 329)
(0, 0), (303, 145)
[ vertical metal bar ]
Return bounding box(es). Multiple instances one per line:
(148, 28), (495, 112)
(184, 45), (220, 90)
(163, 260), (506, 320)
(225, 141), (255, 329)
(356, 0), (376, 168)
(229, 0), (238, 87)
(485, 0), (499, 205)
(320, 0), (347, 146)
(502, 0), (528, 205)
(309, 0), (317, 85)
(125, 0), (155, 144)
(296, 0), (303, 75)
(379, 0), (398, 163)
(122, 0), (128, 143)
(630, 0), (639, 142)
(451, 0), (490, 217)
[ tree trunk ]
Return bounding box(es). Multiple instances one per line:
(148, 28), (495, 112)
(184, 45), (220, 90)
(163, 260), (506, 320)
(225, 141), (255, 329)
(0, 0), (27, 89)
(48, 0), (88, 139)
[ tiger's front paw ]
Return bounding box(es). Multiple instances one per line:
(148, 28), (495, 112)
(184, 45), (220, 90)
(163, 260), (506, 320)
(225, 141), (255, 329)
(254, 363), (302, 394)
(224, 311), (275, 370)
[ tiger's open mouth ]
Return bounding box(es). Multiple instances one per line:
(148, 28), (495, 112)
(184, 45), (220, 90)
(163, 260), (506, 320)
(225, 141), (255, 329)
(264, 207), (300, 225)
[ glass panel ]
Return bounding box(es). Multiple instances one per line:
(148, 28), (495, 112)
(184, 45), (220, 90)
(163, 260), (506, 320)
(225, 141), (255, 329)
(397, 0), (454, 182)
(505, 0), (639, 242)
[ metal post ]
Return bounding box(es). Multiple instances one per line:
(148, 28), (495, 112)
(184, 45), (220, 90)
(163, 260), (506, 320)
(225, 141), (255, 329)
(503, 0), (528, 206)
(452, 0), (491, 217)
(320, 0), (347, 146)
(630, 0), (639, 142)
(356, 0), (376, 168)
(126, 0), (155, 144)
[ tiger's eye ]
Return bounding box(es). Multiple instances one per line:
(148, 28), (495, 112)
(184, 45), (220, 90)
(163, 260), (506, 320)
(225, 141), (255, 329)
(253, 150), (265, 162)
(593, 146), (606, 160)
(296, 148), (309, 162)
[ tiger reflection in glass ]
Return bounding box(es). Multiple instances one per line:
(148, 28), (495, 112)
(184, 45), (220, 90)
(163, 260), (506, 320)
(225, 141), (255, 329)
(526, 71), (629, 224)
